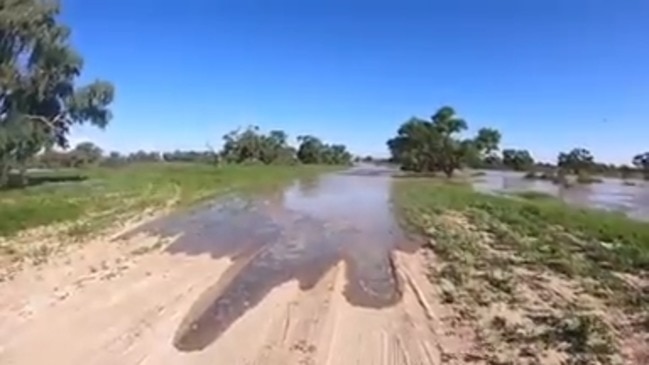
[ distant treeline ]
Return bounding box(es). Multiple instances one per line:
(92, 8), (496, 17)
(25, 126), (353, 170)
(468, 152), (647, 180)
(387, 106), (649, 180)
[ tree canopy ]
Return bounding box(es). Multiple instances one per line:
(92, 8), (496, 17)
(386, 106), (500, 177)
(220, 126), (296, 165)
(72, 142), (103, 166)
(557, 148), (594, 176)
(474, 128), (501, 157)
(0, 0), (115, 186)
(502, 149), (534, 171)
(162, 150), (218, 164)
(219, 127), (351, 166)
(632, 152), (649, 180)
(296, 135), (352, 165)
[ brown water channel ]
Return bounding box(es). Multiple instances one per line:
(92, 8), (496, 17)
(119, 165), (414, 351)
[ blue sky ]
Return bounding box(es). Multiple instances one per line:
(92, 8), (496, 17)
(62, 0), (648, 163)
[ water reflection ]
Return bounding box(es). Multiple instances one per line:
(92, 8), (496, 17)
(294, 175), (321, 197)
(471, 170), (649, 220)
(118, 165), (411, 351)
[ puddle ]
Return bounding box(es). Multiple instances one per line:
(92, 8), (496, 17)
(119, 165), (413, 351)
(471, 170), (649, 220)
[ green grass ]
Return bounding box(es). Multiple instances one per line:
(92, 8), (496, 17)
(0, 163), (338, 237)
(393, 177), (648, 364)
(395, 179), (649, 272)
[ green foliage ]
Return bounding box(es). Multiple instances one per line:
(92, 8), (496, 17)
(632, 152), (649, 180)
(512, 190), (555, 201)
(474, 128), (501, 156)
(101, 151), (126, 167)
(70, 142), (102, 166)
(558, 148), (594, 175)
(502, 149), (534, 171)
(126, 150), (162, 163)
(220, 126), (298, 165)
(162, 150), (218, 164)
(619, 165), (634, 180)
(0, 0), (115, 187)
(103, 149), (218, 166)
(296, 135), (352, 165)
(295, 135), (322, 164)
(32, 142), (104, 168)
(481, 154), (503, 169)
(387, 106), (501, 177)
(206, 129), (357, 166)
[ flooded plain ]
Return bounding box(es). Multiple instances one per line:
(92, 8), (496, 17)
(471, 170), (649, 220)
(120, 165), (413, 351)
(115, 167), (649, 352)
(5, 167), (648, 364)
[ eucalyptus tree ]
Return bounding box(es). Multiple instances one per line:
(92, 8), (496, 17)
(502, 149), (534, 171)
(220, 126), (264, 163)
(0, 0), (115, 186)
(296, 135), (324, 164)
(557, 148), (594, 176)
(71, 141), (103, 166)
(387, 106), (501, 177)
(386, 117), (436, 172)
(295, 135), (351, 165)
(474, 128), (501, 156)
(221, 126), (295, 164)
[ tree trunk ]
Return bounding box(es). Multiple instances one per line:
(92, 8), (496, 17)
(443, 165), (454, 178)
(18, 162), (28, 187)
(0, 162), (9, 188)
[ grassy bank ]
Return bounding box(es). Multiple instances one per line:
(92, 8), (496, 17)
(394, 179), (648, 364)
(0, 163), (338, 238)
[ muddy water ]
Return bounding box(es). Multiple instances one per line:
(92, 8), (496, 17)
(471, 170), (649, 220)
(119, 165), (412, 352)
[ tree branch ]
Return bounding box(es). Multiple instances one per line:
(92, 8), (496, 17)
(23, 113), (65, 129)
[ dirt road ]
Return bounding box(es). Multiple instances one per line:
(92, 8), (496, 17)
(0, 168), (450, 364)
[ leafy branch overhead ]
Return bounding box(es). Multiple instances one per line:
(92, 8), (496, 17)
(0, 0), (115, 186)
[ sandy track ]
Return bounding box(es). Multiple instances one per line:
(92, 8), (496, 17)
(0, 233), (445, 365)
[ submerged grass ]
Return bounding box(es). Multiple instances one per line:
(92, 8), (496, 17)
(396, 179), (649, 271)
(394, 178), (649, 364)
(511, 190), (557, 201)
(0, 163), (338, 238)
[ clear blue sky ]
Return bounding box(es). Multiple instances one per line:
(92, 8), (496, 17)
(62, 0), (648, 163)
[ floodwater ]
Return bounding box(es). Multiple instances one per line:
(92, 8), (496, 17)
(119, 165), (413, 352)
(471, 170), (649, 220)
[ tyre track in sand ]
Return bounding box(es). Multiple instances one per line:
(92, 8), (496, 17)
(0, 238), (444, 365)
